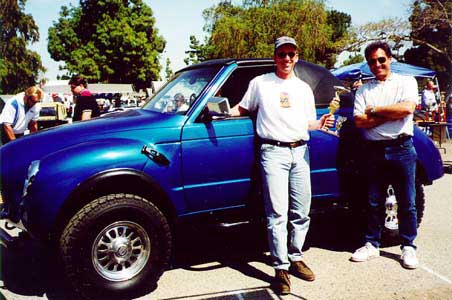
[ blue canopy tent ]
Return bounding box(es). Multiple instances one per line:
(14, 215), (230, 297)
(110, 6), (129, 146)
(332, 61), (436, 81)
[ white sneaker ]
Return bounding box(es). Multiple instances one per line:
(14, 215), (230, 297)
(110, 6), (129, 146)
(350, 242), (380, 262)
(401, 246), (418, 269)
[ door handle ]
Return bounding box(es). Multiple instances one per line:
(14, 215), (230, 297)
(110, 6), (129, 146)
(141, 145), (170, 166)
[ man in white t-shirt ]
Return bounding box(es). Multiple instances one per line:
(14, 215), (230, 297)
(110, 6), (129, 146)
(174, 93), (189, 112)
(421, 80), (438, 112)
(231, 36), (334, 295)
(350, 41), (420, 270)
(0, 86), (43, 145)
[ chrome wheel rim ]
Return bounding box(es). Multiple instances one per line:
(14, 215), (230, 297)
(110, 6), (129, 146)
(92, 221), (151, 281)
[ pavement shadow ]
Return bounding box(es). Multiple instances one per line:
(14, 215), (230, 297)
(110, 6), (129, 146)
(173, 221), (273, 284)
(0, 212), (365, 299)
(171, 211), (366, 281)
(0, 234), (81, 300)
(304, 211), (366, 253)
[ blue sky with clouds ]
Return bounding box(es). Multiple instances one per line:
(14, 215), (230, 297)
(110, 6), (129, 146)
(24, 0), (412, 80)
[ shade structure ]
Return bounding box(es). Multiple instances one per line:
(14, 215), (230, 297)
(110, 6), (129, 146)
(294, 60), (345, 107)
(332, 61), (436, 81)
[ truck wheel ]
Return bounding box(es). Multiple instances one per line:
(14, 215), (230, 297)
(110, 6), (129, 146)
(59, 194), (171, 299)
(382, 180), (425, 244)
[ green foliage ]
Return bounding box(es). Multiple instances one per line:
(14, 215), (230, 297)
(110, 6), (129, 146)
(185, 0), (352, 68)
(165, 58), (173, 80)
(341, 54), (364, 66)
(48, 0), (165, 90)
(327, 10), (351, 41)
(404, 0), (451, 92)
(184, 35), (213, 65)
(0, 0), (45, 94)
(346, 18), (410, 59)
(347, 0), (451, 92)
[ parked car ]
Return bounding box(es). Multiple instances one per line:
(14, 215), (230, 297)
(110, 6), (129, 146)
(0, 59), (444, 299)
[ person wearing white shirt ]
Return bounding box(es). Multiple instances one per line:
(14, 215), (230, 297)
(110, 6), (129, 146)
(174, 93), (189, 112)
(421, 80), (438, 111)
(231, 36), (334, 295)
(0, 86), (43, 145)
(351, 41), (420, 270)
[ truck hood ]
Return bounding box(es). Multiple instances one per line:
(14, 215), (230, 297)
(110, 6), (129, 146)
(5, 109), (183, 156)
(1, 109), (184, 208)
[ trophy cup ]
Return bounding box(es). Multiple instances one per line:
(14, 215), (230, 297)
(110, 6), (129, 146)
(322, 86), (350, 134)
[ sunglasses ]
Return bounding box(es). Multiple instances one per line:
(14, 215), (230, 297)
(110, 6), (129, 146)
(368, 57), (387, 65)
(276, 51), (297, 59)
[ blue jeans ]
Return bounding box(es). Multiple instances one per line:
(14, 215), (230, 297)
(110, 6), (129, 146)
(260, 143), (311, 270)
(364, 138), (418, 248)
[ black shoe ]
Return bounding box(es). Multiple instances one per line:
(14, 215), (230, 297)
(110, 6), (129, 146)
(273, 269), (290, 295)
(290, 260), (316, 281)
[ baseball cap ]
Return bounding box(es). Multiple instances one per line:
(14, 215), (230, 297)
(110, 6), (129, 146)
(274, 36), (297, 50)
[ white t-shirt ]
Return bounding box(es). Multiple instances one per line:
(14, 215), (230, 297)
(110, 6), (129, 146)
(239, 72), (316, 142)
(0, 92), (41, 134)
(354, 73), (418, 141)
(421, 89), (437, 111)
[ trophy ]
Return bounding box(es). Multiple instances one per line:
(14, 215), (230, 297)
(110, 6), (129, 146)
(322, 86), (350, 134)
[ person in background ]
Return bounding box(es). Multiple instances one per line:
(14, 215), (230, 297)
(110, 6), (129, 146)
(69, 75), (100, 121)
(174, 93), (189, 112)
(351, 78), (363, 94)
(0, 86), (44, 145)
(350, 41), (420, 270)
(231, 36), (335, 295)
(63, 95), (73, 117)
(51, 93), (64, 103)
(113, 93), (122, 108)
(421, 79), (438, 112)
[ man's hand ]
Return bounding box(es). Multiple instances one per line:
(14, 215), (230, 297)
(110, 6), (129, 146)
(320, 113), (335, 129)
(365, 105), (374, 115)
(230, 104), (249, 117)
(364, 101), (416, 120)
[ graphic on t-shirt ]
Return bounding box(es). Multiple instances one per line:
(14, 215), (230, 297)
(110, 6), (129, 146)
(280, 92), (291, 108)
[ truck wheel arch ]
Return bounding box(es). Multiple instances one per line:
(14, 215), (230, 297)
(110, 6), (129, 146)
(52, 169), (177, 241)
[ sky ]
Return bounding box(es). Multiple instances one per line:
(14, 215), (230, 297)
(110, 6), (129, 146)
(24, 0), (412, 81)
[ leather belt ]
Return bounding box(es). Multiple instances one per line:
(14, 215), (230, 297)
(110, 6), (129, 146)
(366, 135), (412, 147)
(262, 139), (306, 148)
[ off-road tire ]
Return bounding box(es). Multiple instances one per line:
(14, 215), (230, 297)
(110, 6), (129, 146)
(59, 193), (171, 299)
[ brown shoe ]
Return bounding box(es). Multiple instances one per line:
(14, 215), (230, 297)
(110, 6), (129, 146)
(290, 260), (316, 281)
(273, 269), (290, 295)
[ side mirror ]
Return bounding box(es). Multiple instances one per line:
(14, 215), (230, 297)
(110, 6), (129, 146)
(207, 97), (231, 116)
(198, 97), (231, 123)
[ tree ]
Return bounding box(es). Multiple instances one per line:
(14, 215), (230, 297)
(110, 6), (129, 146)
(341, 54), (364, 66)
(342, 18), (410, 61)
(185, 0), (352, 68)
(48, 0), (165, 90)
(0, 0), (45, 94)
(341, 0), (451, 92)
(404, 0), (451, 92)
(165, 58), (173, 80)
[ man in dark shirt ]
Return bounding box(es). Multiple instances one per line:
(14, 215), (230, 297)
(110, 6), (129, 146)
(69, 75), (100, 121)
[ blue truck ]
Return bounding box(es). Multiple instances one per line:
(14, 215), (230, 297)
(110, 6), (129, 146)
(0, 59), (444, 299)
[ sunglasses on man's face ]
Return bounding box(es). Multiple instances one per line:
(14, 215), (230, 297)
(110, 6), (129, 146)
(368, 57), (387, 65)
(276, 51), (297, 59)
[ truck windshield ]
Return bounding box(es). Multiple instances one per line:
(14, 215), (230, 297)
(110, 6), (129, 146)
(143, 66), (220, 114)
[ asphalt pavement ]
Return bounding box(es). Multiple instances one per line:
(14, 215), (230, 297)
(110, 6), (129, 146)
(1, 142), (451, 300)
